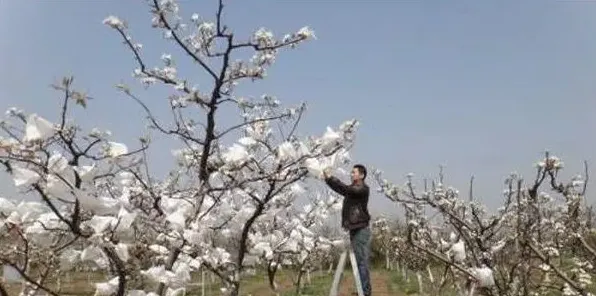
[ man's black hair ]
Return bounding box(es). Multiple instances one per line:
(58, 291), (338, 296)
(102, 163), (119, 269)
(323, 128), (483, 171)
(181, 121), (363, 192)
(353, 164), (367, 180)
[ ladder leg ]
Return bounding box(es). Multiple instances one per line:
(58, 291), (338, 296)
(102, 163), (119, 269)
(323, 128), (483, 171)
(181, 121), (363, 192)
(328, 251), (348, 296)
(349, 250), (365, 296)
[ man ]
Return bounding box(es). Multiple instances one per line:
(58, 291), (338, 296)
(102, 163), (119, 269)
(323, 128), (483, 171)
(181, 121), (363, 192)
(323, 164), (371, 296)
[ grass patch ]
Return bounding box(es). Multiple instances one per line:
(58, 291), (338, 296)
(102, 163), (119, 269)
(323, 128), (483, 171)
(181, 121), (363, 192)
(1, 269), (340, 295)
(3, 268), (402, 295)
(388, 270), (419, 295)
(283, 273), (334, 296)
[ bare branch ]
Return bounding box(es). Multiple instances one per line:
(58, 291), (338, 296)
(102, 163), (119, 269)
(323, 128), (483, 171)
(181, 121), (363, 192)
(151, 0), (218, 80)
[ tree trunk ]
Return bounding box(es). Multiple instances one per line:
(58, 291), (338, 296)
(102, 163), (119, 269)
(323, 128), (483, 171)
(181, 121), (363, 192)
(294, 270), (305, 296)
(201, 270), (205, 296)
(267, 263), (279, 291)
(467, 282), (476, 296)
(401, 265), (408, 281)
(385, 249), (390, 270)
(416, 272), (423, 295)
(427, 265), (434, 283)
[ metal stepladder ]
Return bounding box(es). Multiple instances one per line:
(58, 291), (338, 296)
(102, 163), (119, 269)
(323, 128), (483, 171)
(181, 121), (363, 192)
(328, 239), (365, 296)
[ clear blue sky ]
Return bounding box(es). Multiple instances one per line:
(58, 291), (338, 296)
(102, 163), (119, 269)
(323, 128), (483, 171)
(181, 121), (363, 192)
(0, 0), (595, 216)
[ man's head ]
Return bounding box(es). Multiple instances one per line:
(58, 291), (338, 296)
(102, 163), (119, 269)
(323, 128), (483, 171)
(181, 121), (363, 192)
(351, 164), (367, 183)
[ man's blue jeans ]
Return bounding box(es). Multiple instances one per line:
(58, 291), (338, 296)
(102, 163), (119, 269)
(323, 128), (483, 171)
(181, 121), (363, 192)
(350, 226), (371, 296)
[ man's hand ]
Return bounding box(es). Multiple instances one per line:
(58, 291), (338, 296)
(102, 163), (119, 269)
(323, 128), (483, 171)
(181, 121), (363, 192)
(322, 167), (332, 179)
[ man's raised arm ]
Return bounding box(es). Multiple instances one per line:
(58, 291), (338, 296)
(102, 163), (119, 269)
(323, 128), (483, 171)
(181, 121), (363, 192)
(324, 176), (367, 197)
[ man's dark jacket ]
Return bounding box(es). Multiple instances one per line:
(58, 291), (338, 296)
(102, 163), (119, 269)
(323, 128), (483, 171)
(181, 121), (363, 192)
(325, 176), (370, 230)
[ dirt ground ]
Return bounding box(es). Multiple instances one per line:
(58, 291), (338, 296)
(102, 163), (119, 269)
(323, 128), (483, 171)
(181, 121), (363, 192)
(337, 270), (394, 296)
